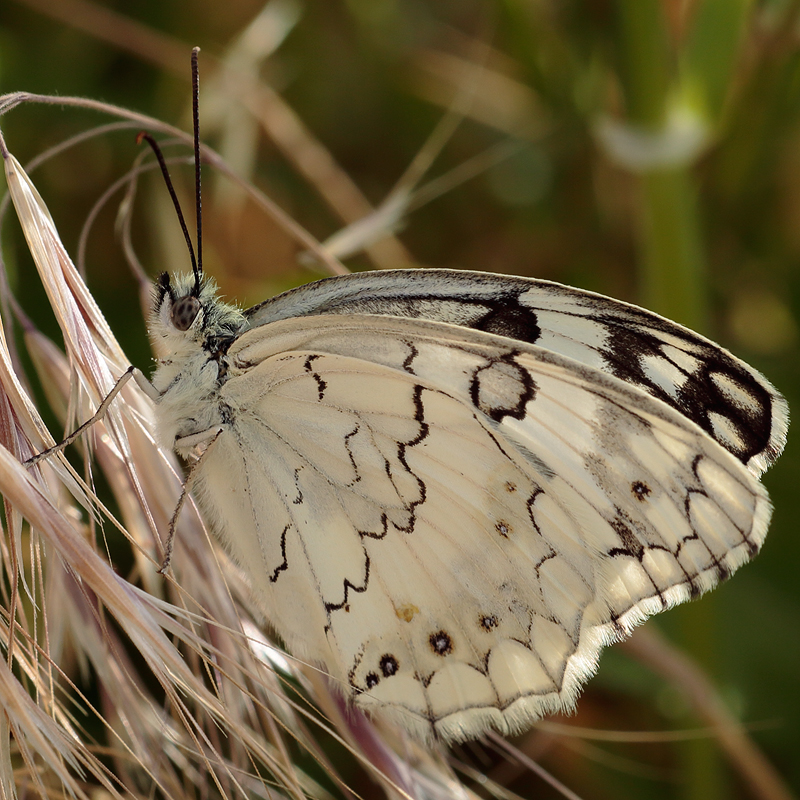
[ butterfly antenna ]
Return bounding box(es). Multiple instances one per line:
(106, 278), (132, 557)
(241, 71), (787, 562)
(191, 46), (203, 293)
(136, 131), (199, 289)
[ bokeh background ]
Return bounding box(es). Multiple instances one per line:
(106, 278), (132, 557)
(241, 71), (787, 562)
(0, 1), (797, 799)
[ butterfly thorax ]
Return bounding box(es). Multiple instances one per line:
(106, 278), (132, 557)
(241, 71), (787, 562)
(148, 272), (246, 454)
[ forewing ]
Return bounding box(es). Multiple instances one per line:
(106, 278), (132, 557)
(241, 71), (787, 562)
(246, 270), (788, 475)
(196, 314), (771, 742)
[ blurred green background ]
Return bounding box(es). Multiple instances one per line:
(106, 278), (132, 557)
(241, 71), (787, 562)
(0, 1), (797, 799)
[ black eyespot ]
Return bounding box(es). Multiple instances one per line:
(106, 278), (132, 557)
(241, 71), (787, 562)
(495, 520), (511, 537)
(429, 630), (453, 655)
(380, 654), (399, 677)
(365, 672), (380, 689)
(631, 481), (651, 501)
(171, 295), (201, 331)
(480, 615), (498, 631)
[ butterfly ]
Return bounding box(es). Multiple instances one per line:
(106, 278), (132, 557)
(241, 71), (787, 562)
(143, 264), (787, 744)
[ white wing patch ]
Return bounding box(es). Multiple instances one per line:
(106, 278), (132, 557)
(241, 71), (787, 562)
(180, 314), (772, 742)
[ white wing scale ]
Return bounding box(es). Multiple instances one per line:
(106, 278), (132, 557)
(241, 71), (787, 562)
(178, 312), (772, 742)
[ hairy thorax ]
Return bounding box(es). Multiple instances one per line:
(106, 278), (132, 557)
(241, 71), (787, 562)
(151, 347), (226, 454)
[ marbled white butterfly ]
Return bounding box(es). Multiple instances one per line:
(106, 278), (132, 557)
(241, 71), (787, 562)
(144, 265), (786, 743)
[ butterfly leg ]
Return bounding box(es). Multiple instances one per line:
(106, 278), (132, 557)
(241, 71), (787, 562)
(173, 427), (224, 451)
(132, 368), (161, 400)
(159, 427), (223, 573)
(24, 365), (142, 467)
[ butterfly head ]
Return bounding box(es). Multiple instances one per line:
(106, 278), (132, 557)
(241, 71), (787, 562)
(150, 271), (246, 357)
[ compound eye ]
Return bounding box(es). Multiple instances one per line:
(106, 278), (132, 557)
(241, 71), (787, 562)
(171, 295), (201, 331)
